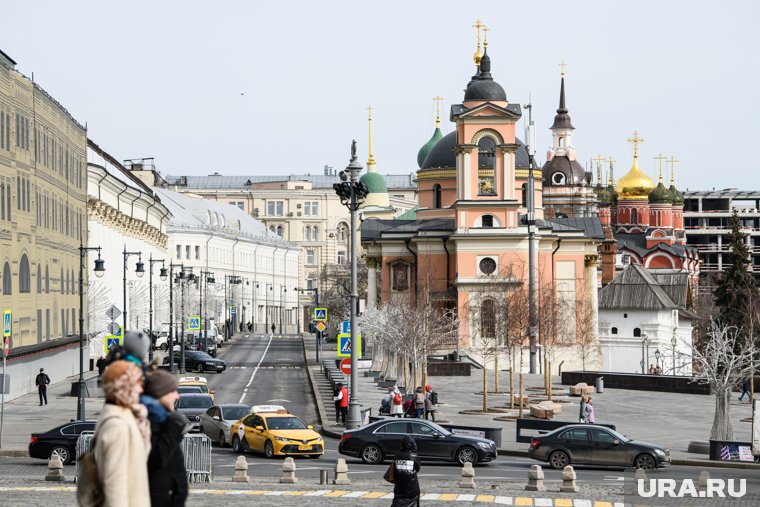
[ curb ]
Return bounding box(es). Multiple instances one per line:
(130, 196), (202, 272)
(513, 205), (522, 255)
(0, 450), (28, 457)
(301, 336), (337, 439)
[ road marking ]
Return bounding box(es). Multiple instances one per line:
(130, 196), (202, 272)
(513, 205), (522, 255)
(267, 399), (292, 403)
(238, 334), (273, 404)
(602, 476), (624, 481)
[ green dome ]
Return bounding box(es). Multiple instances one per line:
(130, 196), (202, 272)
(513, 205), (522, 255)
(607, 184), (618, 205)
(669, 184), (684, 205)
(596, 184), (612, 206)
(648, 182), (672, 204)
(359, 172), (387, 193)
(417, 127), (443, 168)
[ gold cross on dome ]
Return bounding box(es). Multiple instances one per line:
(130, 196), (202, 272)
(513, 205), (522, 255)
(626, 130), (645, 155)
(482, 25), (489, 47)
(654, 153), (667, 181)
(592, 154), (606, 167)
(607, 156), (617, 185)
(433, 96), (443, 127)
(668, 156), (680, 184)
(367, 105), (373, 121)
(559, 60), (567, 78)
(473, 19), (484, 42)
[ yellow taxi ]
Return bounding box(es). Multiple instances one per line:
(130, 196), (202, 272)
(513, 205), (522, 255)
(177, 376), (215, 400)
(229, 405), (323, 458)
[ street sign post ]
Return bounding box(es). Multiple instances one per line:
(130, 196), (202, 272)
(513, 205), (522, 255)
(105, 305), (121, 321)
(315, 321), (326, 333)
(340, 357), (351, 375)
(314, 308), (328, 321)
(188, 316), (201, 331)
(337, 333), (361, 358)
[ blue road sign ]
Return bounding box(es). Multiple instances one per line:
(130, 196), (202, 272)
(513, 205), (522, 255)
(337, 333), (361, 358)
(3, 311), (11, 338)
(188, 316), (201, 331)
(341, 320), (350, 334)
(231, 308), (237, 316)
(314, 308), (328, 321)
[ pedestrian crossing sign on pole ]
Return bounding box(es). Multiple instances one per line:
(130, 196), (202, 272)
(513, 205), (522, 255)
(3, 310), (11, 338)
(103, 335), (124, 355)
(313, 308), (328, 322)
(337, 333), (361, 358)
(188, 316), (201, 331)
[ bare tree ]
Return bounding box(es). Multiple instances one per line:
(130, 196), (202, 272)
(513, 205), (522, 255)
(573, 297), (599, 371)
(689, 321), (753, 440)
(318, 261), (368, 325)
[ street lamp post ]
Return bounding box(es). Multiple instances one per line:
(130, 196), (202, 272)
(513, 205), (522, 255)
(333, 140), (369, 430)
(122, 246), (145, 331)
(641, 333), (650, 374)
(148, 256), (167, 362)
(654, 349), (661, 374)
(524, 102), (538, 374)
(77, 243), (105, 420)
(297, 287), (320, 362)
(264, 283), (273, 333)
(200, 270), (214, 350)
(180, 268), (195, 373)
(671, 334), (677, 376)
(280, 286), (286, 335)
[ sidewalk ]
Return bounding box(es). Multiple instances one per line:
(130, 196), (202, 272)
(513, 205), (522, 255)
(302, 335), (757, 468)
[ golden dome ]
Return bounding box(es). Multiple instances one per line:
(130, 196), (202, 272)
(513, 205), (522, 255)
(616, 154), (655, 200)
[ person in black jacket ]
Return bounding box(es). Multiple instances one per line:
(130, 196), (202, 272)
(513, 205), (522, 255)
(391, 436), (421, 507)
(35, 368), (50, 405)
(144, 369), (191, 506)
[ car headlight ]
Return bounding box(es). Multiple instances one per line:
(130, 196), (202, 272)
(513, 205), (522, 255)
(477, 442), (492, 450)
(274, 436), (290, 442)
(654, 449), (665, 456)
(206, 362), (216, 366)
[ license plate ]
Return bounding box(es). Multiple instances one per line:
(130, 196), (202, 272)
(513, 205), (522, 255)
(298, 445), (312, 450)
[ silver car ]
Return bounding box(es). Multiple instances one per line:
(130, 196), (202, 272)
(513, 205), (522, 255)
(199, 404), (251, 447)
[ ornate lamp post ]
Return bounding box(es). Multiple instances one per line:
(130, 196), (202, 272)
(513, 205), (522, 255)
(77, 243), (105, 420)
(122, 247), (145, 331)
(148, 256), (167, 362)
(167, 262), (184, 374)
(641, 333), (650, 374)
(671, 334), (678, 376)
(333, 140), (369, 429)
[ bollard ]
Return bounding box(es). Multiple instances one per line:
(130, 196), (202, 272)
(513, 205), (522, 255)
(319, 469), (328, 485)
(525, 464), (546, 492)
(333, 458), (351, 485)
(280, 457), (297, 483)
(45, 454), (65, 482)
(560, 465), (578, 493)
(458, 462), (476, 489)
(232, 455), (249, 483)
(698, 471), (710, 490)
(629, 467), (647, 495)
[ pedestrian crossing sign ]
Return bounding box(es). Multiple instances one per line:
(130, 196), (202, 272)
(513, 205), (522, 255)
(188, 316), (201, 331)
(3, 310), (10, 338)
(337, 333), (361, 358)
(103, 335), (124, 355)
(314, 308), (328, 322)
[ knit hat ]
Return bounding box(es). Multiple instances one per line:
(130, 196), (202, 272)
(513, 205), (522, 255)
(425, 385), (432, 392)
(103, 360), (134, 385)
(144, 370), (178, 399)
(102, 360), (142, 406)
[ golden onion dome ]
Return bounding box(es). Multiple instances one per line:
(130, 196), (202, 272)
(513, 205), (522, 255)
(616, 154), (655, 201)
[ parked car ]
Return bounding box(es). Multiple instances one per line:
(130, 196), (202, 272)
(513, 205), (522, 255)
(230, 405), (324, 458)
(162, 351), (226, 373)
(338, 418), (497, 465)
(199, 404), (251, 447)
(178, 376), (215, 399)
(175, 393), (215, 432)
(186, 333), (217, 357)
(29, 420), (96, 464)
(154, 332), (180, 352)
(528, 424), (671, 470)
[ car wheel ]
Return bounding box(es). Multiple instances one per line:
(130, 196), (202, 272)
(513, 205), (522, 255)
(549, 450), (570, 470)
(264, 440), (275, 458)
(634, 453), (656, 470)
(360, 443), (384, 464)
(218, 432), (226, 447)
(456, 446), (478, 466)
(232, 435), (244, 453)
(50, 446), (71, 465)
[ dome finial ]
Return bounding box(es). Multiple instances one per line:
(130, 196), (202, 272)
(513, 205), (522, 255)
(626, 130), (645, 159)
(433, 96), (443, 129)
(482, 25), (489, 48)
(593, 155), (606, 186)
(472, 19), (484, 66)
(668, 156), (680, 186)
(559, 60), (567, 79)
(367, 105), (376, 168)
(608, 156), (616, 186)
(654, 153), (667, 184)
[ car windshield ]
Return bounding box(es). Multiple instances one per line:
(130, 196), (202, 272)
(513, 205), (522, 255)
(223, 406), (250, 421)
(266, 416), (307, 430)
(195, 351), (214, 361)
(179, 396), (213, 409)
(177, 386), (203, 394)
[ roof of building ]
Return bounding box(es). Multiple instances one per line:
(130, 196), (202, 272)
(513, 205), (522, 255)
(88, 139), (155, 195)
(163, 173), (416, 190)
(615, 232), (698, 259)
(542, 156), (588, 187)
(395, 207), (417, 220)
(361, 218), (455, 242)
(420, 131), (532, 170)
(683, 189), (760, 199)
(360, 172), (387, 193)
(599, 264), (691, 313)
(463, 48), (507, 102)
(152, 187), (297, 249)
(616, 155), (656, 201)
(550, 76), (574, 130)
(547, 217), (605, 239)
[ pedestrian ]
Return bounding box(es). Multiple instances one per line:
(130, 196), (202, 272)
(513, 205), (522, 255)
(390, 386), (404, 418)
(338, 382), (349, 424)
(648, 365), (655, 375)
(654, 364), (662, 375)
(96, 356), (107, 377)
(94, 360), (151, 506)
(390, 435), (421, 507)
(578, 395), (587, 423)
(247, 321), (253, 332)
(333, 383), (344, 423)
(35, 368), (50, 406)
(585, 396), (595, 424)
(739, 377), (752, 402)
(424, 385), (437, 422)
(271, 323), (276, 335)
(413, 387), (425, 419)
(145, 369), (191, 507)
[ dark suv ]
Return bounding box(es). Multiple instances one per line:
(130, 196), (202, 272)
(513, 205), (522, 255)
(162, 350), (226, 373)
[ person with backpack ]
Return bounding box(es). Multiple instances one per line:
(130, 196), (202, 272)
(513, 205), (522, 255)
(390, 386), (404, 418)
(389, 436), (421, 507)
(424, 385), (438, 422)
(413, 387), (426, 419)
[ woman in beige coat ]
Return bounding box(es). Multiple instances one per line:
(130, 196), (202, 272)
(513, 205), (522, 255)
(95, 360), (151, 507)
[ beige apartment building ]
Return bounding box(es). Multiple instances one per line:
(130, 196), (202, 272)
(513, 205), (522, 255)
(0, 50), (88, 398)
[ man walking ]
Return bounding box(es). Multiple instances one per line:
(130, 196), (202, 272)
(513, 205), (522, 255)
(36, 368), (50, 406)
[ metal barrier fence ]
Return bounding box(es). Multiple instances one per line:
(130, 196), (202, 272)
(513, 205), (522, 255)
(75, 432), (212, 483)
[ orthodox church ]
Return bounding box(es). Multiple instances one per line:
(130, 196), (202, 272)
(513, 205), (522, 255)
(362, 30), (604, 372)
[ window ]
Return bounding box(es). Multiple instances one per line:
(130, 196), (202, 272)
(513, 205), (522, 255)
(481, 214), (494, 228)
(560, 428), (590, 441)
(611, 327), (618, 335)
(521, 183), (527, 207)
(45, 265), (49, 293)
(267, 200), (284, 216)
(391, 262), (409, 292)
(175, 245), (181, 259)
(306, 275), (316, 291)
(306, 249), (316, 265)
(37, 264), (41, 293)
(591, 428), (616, 444)
(304, 201), (320, 216)
(276, 225), (283, 238)
(409, 422), (436, 436)
(236, 201), (244, 211)
(479, 257), (497, 275)
(304, 225), (312, 241)
(195, 246), (201, 260)
(433, 184), (442, 209)
(477, 137), (496, 195)
(376, 422), (409, 434)
(633, 328), (641, 337)
(337, 251), (346, 265)
(552, 172), (566, 185)
(631, 208), (638, 223)
(2, 262), (11, 295)
(481, 299), (496, 338)
(60, 268), (64, 295)
(19, 254), (30, 293)
(185, 245), (191, 259)
(312, 226), (319, 241)
(337, 223), (348, 242)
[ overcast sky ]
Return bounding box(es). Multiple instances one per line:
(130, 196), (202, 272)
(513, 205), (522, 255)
(5, 0), (759, 190)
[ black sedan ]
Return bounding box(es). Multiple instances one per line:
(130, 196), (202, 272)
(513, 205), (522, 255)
(162, 351), (226, 373)
(339, 419), (497, 465)
(528, 424), (671, 470)
(29, 420), (96, 464)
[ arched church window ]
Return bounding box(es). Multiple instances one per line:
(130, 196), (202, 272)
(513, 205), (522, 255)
(631, 209), (638, 223)
(633, 328), (641, 337)
(558, 137), (565, 148)
(611, 327), (618, 335)
(481, 215), (494, 228)
(481, 299), (496, 338)
(391, 262), (409, 292)
(552, 172), (566, 185)
(2, 261), (12, 295)
(433, 184), (442, 209)
(337, 223), (348, 242)
(477, 137), (496, 196)
(19, 255), (30, 293)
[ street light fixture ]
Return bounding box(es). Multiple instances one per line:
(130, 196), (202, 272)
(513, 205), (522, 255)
(333, 140), (369, 430)
(654, 349), (661, 373)
(77, 243), (104, 420)
(671, 334), (678, 376)
(122, 247), (144, 331)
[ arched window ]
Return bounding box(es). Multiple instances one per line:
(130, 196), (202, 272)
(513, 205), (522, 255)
(312, 226), (319, 241)
(481, 299), (496, 338)
(633, 327), (641, 337)
(631, 208), (638, 224)
(306, 274), (316, 291)
(2, 262), (11, 295)
(433, 184), (442, 209)
(45, 265), (49, 293)
(19, 254), (30, 293)
(477, 137), (496, 168)
(304, 225), (311, 240)
(37, 264), (42, 293)
(611, 327), (618, 335)
(481, 215), (494, 228)
(337, 223), (348, 242)
(276, 225), (283, 238)
(391, 262), (410, 292)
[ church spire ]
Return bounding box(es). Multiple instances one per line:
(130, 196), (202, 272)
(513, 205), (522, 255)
(367, 106), (376, 170)
(551, 63), (574, 130)
(472, 19), (484, 66)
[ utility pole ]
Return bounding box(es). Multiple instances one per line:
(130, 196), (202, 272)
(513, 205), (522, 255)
(524, 102), (538, 374)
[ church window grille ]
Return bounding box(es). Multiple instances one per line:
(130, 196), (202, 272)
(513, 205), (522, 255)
(391, 262), (410, 292)
(480, 299), (497, 338)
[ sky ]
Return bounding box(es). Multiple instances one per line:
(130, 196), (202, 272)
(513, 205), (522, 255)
(4, 0), (759, 191)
